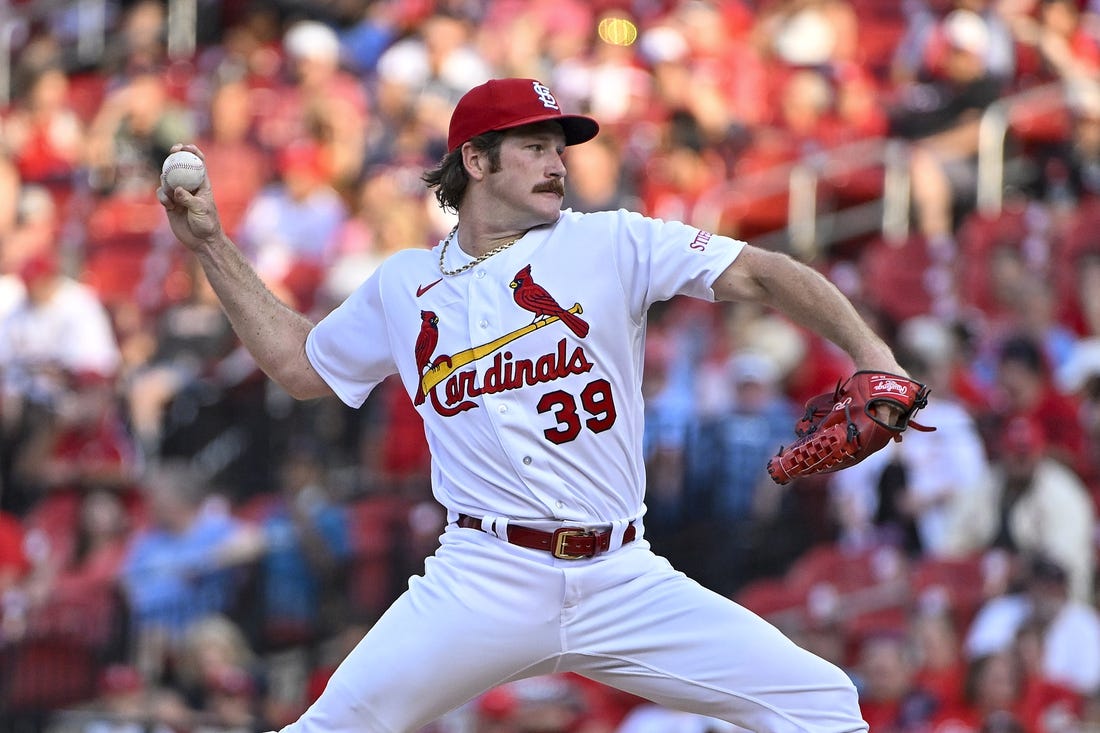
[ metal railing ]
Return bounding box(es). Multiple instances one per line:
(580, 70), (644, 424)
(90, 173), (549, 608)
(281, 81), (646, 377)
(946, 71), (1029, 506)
(977, 81), (1070, 215)
(692, 136), (913, 258)
(694, 80), (1075, 258)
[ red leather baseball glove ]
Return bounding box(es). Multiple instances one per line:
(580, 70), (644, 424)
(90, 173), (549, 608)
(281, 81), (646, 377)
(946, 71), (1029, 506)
(767, 371), (934, 485)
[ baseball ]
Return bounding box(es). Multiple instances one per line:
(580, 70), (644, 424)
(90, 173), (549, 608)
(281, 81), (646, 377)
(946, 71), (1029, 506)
(161, 150), (206, 192)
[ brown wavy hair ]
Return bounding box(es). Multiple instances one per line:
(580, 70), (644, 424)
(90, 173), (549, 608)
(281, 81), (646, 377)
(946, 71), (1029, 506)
(422, 131), (505, 213)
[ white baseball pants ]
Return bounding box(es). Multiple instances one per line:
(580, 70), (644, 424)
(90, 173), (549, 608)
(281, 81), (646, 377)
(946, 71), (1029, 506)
(283, 526), (868, 733)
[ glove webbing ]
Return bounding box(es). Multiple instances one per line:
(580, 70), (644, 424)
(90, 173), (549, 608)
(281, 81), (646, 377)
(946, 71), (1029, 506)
(773, 420), (861, 482)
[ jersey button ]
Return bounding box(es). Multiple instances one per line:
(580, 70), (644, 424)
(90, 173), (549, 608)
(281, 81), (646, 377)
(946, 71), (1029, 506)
(475, 269), (486, 279)
(478, 319), (488, 329)
(497, 404), (508, 414)
(555, 500), (565, 509)
(522, 456), (532, 465)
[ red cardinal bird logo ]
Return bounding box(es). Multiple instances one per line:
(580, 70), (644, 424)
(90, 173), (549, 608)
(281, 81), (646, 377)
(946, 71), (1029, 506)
(414, 310), (439, 405)
(510, 264), (589, 338)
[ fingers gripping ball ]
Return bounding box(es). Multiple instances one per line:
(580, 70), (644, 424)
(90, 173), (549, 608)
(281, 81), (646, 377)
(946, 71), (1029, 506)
(767, 371), (935, 485)
(161, 151), (206, 193)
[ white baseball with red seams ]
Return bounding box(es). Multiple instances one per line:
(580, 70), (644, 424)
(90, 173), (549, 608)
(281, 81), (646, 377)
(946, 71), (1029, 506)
(288, 208), (869, 733)
(161, 150), (206, 192)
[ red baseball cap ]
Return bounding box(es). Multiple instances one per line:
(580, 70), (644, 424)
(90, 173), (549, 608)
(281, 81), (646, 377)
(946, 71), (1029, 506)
(447, 78), (599, 153)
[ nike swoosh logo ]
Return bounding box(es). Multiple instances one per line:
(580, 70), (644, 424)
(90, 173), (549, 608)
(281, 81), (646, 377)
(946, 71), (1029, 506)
(417, 278), (443, 297)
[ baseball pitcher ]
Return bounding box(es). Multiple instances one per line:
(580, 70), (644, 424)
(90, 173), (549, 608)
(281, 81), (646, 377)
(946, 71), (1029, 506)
(158, 78), (929, 733)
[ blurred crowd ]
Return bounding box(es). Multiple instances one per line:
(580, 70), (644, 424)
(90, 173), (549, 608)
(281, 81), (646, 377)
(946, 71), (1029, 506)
(2, 0), (1100, 731)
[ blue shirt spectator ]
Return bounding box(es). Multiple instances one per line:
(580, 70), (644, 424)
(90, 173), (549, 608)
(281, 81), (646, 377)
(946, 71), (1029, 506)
(121, 461), (259, 641)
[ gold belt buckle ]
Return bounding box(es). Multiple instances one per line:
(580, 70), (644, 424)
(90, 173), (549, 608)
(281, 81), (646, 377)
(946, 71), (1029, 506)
(551, 528), (592, 560)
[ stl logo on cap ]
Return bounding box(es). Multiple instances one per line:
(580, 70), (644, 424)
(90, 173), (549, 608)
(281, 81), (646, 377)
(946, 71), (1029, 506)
(531, 81), (560, 111)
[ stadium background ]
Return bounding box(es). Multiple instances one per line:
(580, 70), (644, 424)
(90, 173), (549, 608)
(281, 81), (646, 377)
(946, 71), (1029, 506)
(1, 0), (1100, 731)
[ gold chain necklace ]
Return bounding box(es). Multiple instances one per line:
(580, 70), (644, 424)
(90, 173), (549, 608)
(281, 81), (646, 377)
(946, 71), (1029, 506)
(438, 225), (522, 276)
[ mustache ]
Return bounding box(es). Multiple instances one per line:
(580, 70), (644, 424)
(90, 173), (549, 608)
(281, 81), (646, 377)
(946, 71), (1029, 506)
(533, 179), (565, 196)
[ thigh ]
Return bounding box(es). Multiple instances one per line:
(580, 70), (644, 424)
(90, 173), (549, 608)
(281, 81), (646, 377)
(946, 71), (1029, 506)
(286, 529), (566, 733)
(565, 546), (867, 733)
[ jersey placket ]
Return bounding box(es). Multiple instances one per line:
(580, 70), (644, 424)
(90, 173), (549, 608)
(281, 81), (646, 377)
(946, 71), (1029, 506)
(464, 260), (578, 520)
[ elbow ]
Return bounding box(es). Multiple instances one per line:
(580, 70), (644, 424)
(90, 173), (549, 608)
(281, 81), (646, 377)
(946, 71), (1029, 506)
(278, 372), (332, 402)
(266, 357), (332, 402)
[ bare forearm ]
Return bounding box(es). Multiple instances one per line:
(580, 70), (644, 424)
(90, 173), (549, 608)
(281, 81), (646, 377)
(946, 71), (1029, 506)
(714, 246), (901, 372)
(767, 265), (896, 369)
(194, 232), (330, 399)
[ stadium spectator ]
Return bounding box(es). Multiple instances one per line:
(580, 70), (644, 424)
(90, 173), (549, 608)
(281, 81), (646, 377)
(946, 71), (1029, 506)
(910, 609), (969, 715)
(943, 415), (1095, 602)
(2, 184), (63, 280)
(560, 134), (642, 214)
(119, 460), (263, 662)
(247, 442), (351, 648)
(173, 614), (269, 726)
(0, 248), (121, 512)
(1064, 247), (1100, 339)
(0, 507), (51, 641)
(236, 138), (347, 312)
(638, 110), (726, 226)
(756, 0), (860, 73)
(888, 9), (1006, 256)
(963, 555), (1100, 714)
(0, 62), (86, 202)
(98, 0), (170, 79)
(892, 0), (1017, 86)
(681, 349), (799, 595)
(638, 3), (763, 145)
(192, 79), (271, 238)
(325, 162), (437, 305)
(985, 333), (1090, 476)
(12, 369), (137, 498)
(472, 675), (599, 733)
(0, 509), (31, 604)
(997, 273), (1080, 376)
(80, 663), (150, 733)
(852, 630), (940, 732)
(1011, 618), (1087, 732)
(1055, 336), (1100, 497)
(86, 66), (195, 196)
(1021, 555), (1100, 697)
(254, 20), (369, 189)
(46, 488), (132, 602)
(1011, 0), (1100, 88)
(0, 187), (42, 323)
(125, 256), (248, 460)
(930, 649), (1028, 732)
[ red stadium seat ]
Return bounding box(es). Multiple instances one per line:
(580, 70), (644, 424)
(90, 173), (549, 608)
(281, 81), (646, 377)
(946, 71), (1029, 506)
(786, 542), (907, 597)
(1009, 88), (1072, 149)
(65, 72), (109, 124)
(910, 555), (985, 629)
(1, 633), (98, 713)
(855, 15), (908, 79)
(734, 577), (806, 620)
(81, 192), (170, 307)
(858, 234), (936, 323)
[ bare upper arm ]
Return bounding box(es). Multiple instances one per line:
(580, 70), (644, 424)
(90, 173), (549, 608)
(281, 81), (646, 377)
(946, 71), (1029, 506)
(711, 244), (779, 304)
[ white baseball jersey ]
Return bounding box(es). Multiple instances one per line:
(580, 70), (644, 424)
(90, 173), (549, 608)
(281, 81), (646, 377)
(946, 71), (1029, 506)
(293, 208), (868, 733)
(306, 209), (742, 525)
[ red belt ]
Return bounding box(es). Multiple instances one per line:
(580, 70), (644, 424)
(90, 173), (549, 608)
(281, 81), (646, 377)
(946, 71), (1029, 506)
(456, 514), (637, 559)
